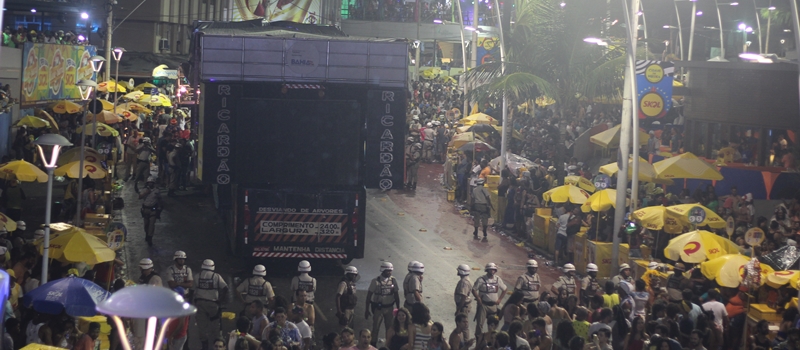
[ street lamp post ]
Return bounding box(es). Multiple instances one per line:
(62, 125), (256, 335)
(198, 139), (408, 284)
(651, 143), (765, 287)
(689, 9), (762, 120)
(713, 1), (739, 60)
(33, 134), (72, 284)
(89, 56), (106, 147)
(454, 0), (469, 115)
(492, 0), (508, 171)
(75, 79), (98, 225)
(112, 47), (126, 109)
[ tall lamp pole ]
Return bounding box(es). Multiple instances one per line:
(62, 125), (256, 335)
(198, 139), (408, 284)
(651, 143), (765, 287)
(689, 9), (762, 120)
(112, 47), (126, 109)
(492, 0), (508, 171)
(75, 79), (98, 225)
(713, 1), (739, 60)
(33, 134), (73, 284)
(89, 56), (106, 147)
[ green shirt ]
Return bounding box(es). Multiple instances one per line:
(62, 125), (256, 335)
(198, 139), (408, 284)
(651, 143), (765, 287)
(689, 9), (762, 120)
(572, 320), (590, 341)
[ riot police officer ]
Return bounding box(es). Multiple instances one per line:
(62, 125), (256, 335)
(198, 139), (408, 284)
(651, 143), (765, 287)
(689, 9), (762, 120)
(612, 263), (634, 287)
(406, 138), (422, 190)
(291, 260), (317, 304)
(551, 263), (580, 300)
(454, 264), (473, 316)
(514, 260), (541, 306)
(336, 266), (359, 328)
(473, 263), (507, 336)
(403, 261), (424, 309)
(581, 263), (601, 306)
(365, 262), (400, 345)
(165, 250), (193, 290)
(194, 259), (228, 350)
(237, 264), (275, 306)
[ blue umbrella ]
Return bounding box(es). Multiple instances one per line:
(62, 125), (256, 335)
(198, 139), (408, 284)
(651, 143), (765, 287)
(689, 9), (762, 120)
(22, 276), (111, 316)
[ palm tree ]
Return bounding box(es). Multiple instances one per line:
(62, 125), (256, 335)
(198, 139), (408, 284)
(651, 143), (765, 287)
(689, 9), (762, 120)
(465, 0), (629, 115)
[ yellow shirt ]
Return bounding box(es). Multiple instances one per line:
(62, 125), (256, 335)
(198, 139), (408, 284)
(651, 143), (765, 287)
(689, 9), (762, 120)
(9, 284), (21, 309)
(602, 293), (620, 309)
(572, 320), (590, 341)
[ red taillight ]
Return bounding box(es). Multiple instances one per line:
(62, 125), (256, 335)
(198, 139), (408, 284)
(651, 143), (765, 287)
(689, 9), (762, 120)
(243, 204), (251, 244)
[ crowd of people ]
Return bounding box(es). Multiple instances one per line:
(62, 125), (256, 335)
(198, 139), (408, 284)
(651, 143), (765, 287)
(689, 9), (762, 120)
(2, 26), (90, 47)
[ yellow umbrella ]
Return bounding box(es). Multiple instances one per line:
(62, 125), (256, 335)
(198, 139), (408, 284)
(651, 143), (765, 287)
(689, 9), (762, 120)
(459, 113), (498, 126)
(664, 230), (741, 263)
(118, 101), (151, 113)
(116, 108), (138, 121)
(35, 110), (59, 131)
(589, 125), (650, 148)
(76, 123), (119, 137)
(38, 227), (116, 265)
(133, 82), (157, 91)
(766, 270), (800, 288)
(599, 157), (674, 185)
(581, 189), (621, 213)
(97, 80), (127, 93)
(491, 125), (523, 140)
(0, 212), (17, 232)
(543, 184), (591, 204)
(96, 99), (115, 111)
(50, 100), (82, 114)
(54, 161), (107, 179)
(20, 343), (69, 350)
(700, 254), (773, 288)
(563, 175), (596, 192)
(449, 132), (476, 149)
(666, 204), (726, 229)
(0, 160), (48, 182)
(633, 206), (687, 233)
(122, 91), (145, 100)
(535, 95), (556, 107)
(58, 147), (103, 167)
(14, 116), (51, 128)
(138, 94), (172, 107)
(653, 152), (724, 180)
(87, 111), (124, 124)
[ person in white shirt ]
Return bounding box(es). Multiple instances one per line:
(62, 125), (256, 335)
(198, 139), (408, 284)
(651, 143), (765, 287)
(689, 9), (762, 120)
(701, 289), (728, 330)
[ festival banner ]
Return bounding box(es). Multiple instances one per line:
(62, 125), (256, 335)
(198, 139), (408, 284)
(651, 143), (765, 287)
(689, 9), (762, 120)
(231, 0), (321, 23)
(20, 42), (98, 107)
(635, 60), (674, 119)
(477, 37), (500, 65)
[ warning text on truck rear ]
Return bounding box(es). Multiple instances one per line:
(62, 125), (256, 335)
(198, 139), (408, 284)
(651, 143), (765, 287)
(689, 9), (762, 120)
(260, 221), (342, 235)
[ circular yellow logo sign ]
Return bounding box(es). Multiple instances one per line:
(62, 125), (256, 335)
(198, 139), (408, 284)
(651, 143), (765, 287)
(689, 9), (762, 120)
(645, 64), (664, 83)
(640, 92), (664, 117)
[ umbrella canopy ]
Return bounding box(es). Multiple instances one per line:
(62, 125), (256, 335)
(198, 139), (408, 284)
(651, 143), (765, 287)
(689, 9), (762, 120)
(563, 175), (596, 192)
(459, 113), (498, 126)
(86, 110), (123, 124)
(590, 125), (650, 148)
(468, 124), (497, 133)
(76, 123), (119, 137)
(0, 160), (48, 182)
(14, 116), (51, 128)
(56, 152), (105, 167)
(0, 212), (17, 232)
(116, 109), (138, 121)
(766, 270), (800, 288)
(133, 82), (157, 91)
(97, 80), (127, 93)
(543, 185), (591, 204)
(489, 153), (538, 177)
(50, 100), (82, 114)
(664, 230), (741, 263)
(491, 125), (524, 140)
(666, 204), (726, 229)
(581, 189), (622, 213)
(54, 161), (107, 179)
(118, 101), (151, 113)
(459, 140), (495, 153)
(598, 157), (674, 185)
(122, 91), (145, 100)
(35, 110), (59, 131)
(21, 344), (69, 350)
(700, 254), (773, 288)
(653, 152), (724, 180)
(38, 227), (115, 264)
(22, 276), (111, 316)
(96, 99), (115, 111)
(449, 132), (476, 149)
(138, 94), (172, 107)
(58, 147), (103, 166)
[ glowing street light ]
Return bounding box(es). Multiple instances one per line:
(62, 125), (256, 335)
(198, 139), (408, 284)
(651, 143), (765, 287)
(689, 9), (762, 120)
(80, 12), (89, 19)
(33, 134), (72, 283)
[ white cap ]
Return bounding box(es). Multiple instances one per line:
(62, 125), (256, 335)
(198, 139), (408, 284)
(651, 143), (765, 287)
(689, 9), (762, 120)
(647, 261), (658, 269)
(619, 263), (631, 272)
(252, 264), (266, 276)
(173, 250), (187, 259)
(344, 266), (358, 275)
(202, 259), (215, 271)
(298, 260), (311, 272)
(527, 260), (539, 268)
(408, 261), (418, 271)
(15, 221), (25, 230)
(457, 264), (470, 276)
(587, 263), (598, 272)
(380, 262), (394, 272)
(34, 229), (45, 240)
(0, 247), (8, 256)
(139, 258), (154, 270)
(146, 176), (157, 183)
(0, 227), (6, 234)
(563, 263), (576, 272)
(410, 261), (425, 273)
(485, 262), (498, 271)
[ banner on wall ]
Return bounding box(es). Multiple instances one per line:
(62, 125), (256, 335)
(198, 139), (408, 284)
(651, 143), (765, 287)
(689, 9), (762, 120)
(231, 0), (321, 23)
(476, 37), (500, 65)
(635, 60), (674, 119)
(20, 42), (98, 107)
